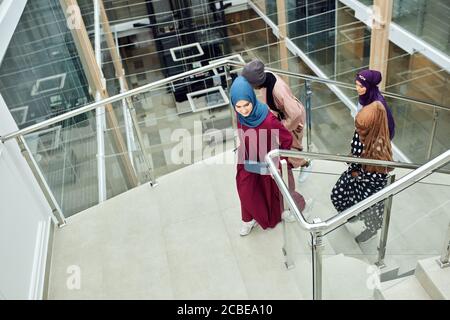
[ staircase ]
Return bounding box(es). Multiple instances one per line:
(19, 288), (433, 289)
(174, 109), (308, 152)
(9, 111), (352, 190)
(291, 156), (450, 281)
(47, 149), (450, 299)
(375, 256), (450, 300)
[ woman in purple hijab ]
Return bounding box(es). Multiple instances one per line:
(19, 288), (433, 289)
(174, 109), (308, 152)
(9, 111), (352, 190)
(355, 69), (395, 139)
(329, 70), (396, 243)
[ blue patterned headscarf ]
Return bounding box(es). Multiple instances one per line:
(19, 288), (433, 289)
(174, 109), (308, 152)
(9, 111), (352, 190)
(230, 76), (269, 128)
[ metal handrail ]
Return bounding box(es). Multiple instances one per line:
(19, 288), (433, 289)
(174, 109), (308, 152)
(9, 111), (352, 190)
(0, 59), (235, 142)
(2, 59), (450, 143)
(226, 61), (450, 111)
(290, 151), (450, 175)
(265, 149), (450, 233)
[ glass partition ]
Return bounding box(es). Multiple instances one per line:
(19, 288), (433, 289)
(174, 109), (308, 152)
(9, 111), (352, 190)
(383, 171), (450, 273)
(392, 0), (450, 55)
(129, 85), (235, 179)
(276, 66), (450, 164)
(306, 81), (355, 155)
(21, 95), (153, 218)
(0, 0), (93, 130)
(279, 152), (450, 299)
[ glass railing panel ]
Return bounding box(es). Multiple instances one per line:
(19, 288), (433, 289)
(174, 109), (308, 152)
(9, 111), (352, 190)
(431, 108), (450, 170)
(359, 0), (373, 6)
(294, 162), (374, 270)
(286, 155), (450, 299)
(385, 97), (436, 164)
(103, 115), (132, 200)
(383, 170), (450, 274)
(385, 48), (448, 104)
(283, 218), (315, 300)
(103, 95), (157, 188)
(0, 0), (94, 131)
(302, 81), (356, 155)
(280, 67), (450, 166)
(392, 0), (450, 55)
(281, 159), (392, 299)
(251, 0), (278, 25)
(20, 91), (160, 218)
(23, 110), (99, 218)
(292, 161), (349, 223)
(123, 83), (235, 181)
(286, 0), (338, 77)
(320, 221), (380, 299)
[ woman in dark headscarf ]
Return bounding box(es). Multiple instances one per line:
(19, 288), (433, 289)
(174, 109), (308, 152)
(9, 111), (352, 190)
(330, 100), (394, 243)
(242, 59), (308, 169)
(230, 76), (305, 236)
(355, 69), (395, 139)
(329, 69), (395, 243)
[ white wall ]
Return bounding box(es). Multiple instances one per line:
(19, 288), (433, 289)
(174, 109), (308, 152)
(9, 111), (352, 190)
(0, 0), (53, 300)
(0, 0), (27, 62)
(0, 93), (53, 299)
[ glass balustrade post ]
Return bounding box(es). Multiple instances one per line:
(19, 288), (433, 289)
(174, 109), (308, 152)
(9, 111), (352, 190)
(311, 225), (324, 300)
(225, 65), (238, 149)
(304, 80), (312, 152)
(16, 135), (66, 227)
(126, 102), (157, 186)
(281, 159), (295, 269)
(376, 174), (396, 268)
(427, 107), (439, 161)
(437, 223), (450, 268)
(119, 77), (136, 168)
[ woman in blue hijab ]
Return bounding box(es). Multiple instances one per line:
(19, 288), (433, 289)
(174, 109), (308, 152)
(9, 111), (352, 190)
(231, 76), (305, 236)
(230, 76), (269, 127)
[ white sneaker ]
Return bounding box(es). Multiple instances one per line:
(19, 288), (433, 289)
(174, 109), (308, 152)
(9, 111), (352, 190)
(240, 219), (257, 236)
(282, 210), (296, 223)
(302, 198), (315, 220)
(298, 161), (312, 183)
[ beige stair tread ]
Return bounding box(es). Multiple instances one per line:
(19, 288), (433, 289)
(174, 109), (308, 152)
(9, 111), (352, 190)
(416, 256), (450, 300)
(378, 276), (431, 300)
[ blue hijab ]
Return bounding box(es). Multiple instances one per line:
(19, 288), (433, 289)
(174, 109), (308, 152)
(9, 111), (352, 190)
(230, 76), (269, 128)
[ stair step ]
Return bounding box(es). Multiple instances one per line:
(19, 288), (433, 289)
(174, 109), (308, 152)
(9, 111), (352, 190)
(415, 256), (450, 300)
(374, 275), (431, 300)
(323, 253), (375, 299)
(292, 253), (374, 299)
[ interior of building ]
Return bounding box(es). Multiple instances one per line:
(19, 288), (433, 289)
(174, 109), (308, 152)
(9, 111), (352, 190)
(0, 0), (449, 300)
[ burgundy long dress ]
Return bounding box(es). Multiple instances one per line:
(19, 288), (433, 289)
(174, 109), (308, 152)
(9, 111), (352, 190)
(236, 112), (299, 229)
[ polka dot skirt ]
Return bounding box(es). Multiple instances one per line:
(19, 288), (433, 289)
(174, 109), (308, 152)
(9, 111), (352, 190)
(331, 131), (388, 233)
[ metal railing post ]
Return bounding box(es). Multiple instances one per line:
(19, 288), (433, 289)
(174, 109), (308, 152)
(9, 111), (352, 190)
(426, 107), (439, 161)
(304, 80), (312, 152)
(225, 65), (238, 149)
(126, 101), (157, 187)
(376, 174), (396, 268)
(119, 76), (136, 167)
(437, 223), (450, 268)
(15, 135), (66, 227)
(311, 225), (324, 300)
(281, 159), (295, 269)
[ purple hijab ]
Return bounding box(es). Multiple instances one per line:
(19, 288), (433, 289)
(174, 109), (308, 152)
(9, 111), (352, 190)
(356, 70), (395, 140)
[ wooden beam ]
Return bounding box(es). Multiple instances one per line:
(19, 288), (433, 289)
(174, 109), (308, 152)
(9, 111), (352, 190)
(277, 0), (289, 76)
(99, 1), (128, 85)
(60, 0), (138, 188)
(369, 0), (393, 90)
